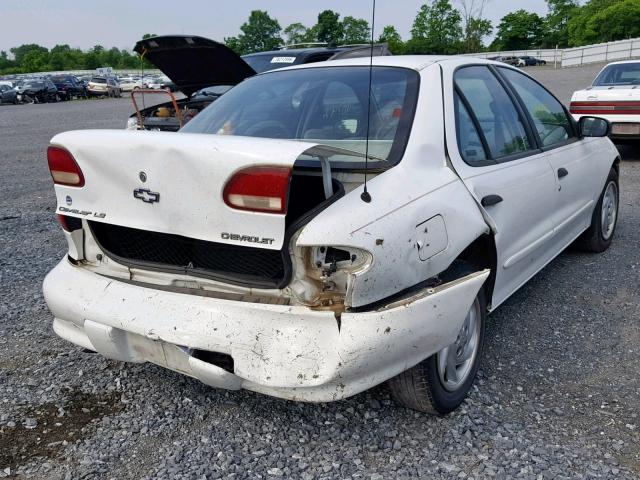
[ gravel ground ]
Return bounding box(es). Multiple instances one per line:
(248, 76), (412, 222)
(1, 68), (639, 480)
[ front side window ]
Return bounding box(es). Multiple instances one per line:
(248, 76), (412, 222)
(499, 68), (573, 147)
(182, 66), (419, 168)
(454, 66), (532, 160)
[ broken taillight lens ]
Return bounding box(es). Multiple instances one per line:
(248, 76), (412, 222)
(223, 166), (291, 214)
(57, 214), (82, 232)
(47, 146), (85, 187)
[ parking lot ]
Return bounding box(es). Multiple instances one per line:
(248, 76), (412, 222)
(0, 65), (639, 479)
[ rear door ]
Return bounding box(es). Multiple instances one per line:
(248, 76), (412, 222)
(445, 64), (559, 308)
(496, 67), (602, 248)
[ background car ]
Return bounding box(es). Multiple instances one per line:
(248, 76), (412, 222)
(50, 75), (87, 100)
(118, 77), (144, 92)
(570, 60), (640, 143)
(15, 78), (58, 103)
(0, 84), (18, 104)
(241, 43), (390, 73)
(87, 76), (121, 97)
(497, 56), (521, 66)
(519, 56), (547, 66)
(146, 76), (171, 89)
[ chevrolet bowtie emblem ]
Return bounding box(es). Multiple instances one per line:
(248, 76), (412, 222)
(133, 188), (160, 204)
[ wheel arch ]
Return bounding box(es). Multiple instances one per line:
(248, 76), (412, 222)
(446, 233), (497, 310)
(612, 155), (621, 175)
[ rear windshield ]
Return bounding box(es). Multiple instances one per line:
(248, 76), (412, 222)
(24, 82), (44, 88)
(593, 63), (640, 86)
(51, 76), (71, 83)
(91, 77), (107, 84)
(181, 66), (419, 169)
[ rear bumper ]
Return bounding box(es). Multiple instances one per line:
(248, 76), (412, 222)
(43, 259), (489, 402)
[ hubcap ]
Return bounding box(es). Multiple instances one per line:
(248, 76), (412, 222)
(600, 181), (618, 241)
(437, 298), (481, 392)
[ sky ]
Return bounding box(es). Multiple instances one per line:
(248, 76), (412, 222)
(0, 0), (549, 54)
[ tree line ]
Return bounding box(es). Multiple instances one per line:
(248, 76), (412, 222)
(2, 0), (640, 75)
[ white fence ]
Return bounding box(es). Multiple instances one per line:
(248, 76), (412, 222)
(562, 38), (640, 67)
(460, 37), (640, 68)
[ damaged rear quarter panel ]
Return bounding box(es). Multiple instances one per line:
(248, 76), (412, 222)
(296, 160), (488, 308)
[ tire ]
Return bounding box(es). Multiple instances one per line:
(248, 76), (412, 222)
(388, 269), (487, 415)
(575, 167), (619, 253)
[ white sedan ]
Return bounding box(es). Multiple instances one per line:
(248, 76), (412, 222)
(43, 56), (620, 414)
(571, 60), (640, 142)
(118, 77), (144, 92)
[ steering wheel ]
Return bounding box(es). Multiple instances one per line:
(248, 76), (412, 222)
(243, 120), (290, 138)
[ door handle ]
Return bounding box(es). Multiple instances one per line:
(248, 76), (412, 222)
(558, 167), (569, 178)
(481, 194), (503, 207)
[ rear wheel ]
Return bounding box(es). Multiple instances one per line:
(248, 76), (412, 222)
(575, 167), (619, 253)
(388, 285), (486, 414)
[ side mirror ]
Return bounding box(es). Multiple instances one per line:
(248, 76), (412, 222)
(579, 116), (610, 137)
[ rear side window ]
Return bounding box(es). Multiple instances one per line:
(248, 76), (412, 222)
(454, 93), (487, 165)
(499, 68), (574, 147)
(454, 66), (532, 160)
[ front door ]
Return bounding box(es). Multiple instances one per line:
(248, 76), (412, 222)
(496, 67), (605, 250)
(445, 65), (560, 308)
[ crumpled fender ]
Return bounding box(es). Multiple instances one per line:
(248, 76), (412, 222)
(297, 147), (489, 308)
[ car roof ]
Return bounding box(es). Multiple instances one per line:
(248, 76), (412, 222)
(265, 55), (495, 73)
(601, 60), (640, 66)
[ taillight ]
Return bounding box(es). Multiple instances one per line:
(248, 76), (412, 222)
(570, 101), (640, 115)
(223, 166), (291, 214)
(47, 146), (85, 187)
(57, 214), (82, 232)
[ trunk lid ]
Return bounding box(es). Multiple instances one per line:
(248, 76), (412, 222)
(573, 85), (640, 101)
(50, 130), (330, 251)
(134, 35), (256, 96)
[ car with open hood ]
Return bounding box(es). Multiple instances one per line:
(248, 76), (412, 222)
(44, 56), (619, 414)
(570, 60), (640, 142)
(127, 35), (390, 132)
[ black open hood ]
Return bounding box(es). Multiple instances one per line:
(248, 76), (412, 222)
(134, 35), (256, 96)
